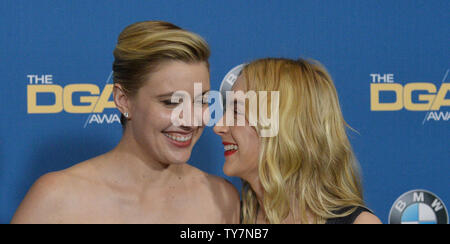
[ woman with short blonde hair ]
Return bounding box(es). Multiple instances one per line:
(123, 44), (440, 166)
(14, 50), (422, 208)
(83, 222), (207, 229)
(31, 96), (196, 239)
(12, 21), (240, 224)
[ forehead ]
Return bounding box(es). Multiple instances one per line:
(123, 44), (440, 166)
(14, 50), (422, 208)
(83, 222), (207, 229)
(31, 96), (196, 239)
(141, 61), (210, 95)
(232, 75), (247, 91)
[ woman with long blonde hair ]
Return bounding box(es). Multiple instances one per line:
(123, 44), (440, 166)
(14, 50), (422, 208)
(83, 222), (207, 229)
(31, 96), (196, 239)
(214, 58), (381, 224)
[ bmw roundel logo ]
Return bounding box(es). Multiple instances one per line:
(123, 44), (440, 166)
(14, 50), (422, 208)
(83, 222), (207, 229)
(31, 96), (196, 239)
(389, 190), (448, 224)
(219, 63), (246, 107)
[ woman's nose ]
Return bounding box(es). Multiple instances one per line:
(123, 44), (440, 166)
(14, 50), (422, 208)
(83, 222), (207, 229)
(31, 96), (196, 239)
(174, 100), (206, 128)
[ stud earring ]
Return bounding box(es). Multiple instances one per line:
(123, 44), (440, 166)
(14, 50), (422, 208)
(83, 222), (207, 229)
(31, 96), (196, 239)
(124, 112), (129, 118)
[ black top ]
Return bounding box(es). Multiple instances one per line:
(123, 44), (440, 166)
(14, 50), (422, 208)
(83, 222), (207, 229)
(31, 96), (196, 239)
(325, 206), (373, 224)
(240, 202), (372, 224)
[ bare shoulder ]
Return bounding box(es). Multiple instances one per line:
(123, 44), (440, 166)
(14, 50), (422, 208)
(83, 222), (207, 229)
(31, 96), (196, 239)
(206, 173), (240, 202)
(203, 174), (241, 224)
(10, 158), (101, 224)
(11, 170), (75, 223)
(186, 165), (239, 200)
(353, 211), (383, 224)
(184, 165), (241, 223)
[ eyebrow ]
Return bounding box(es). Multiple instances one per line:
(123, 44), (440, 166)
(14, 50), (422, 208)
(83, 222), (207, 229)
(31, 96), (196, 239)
(157, 92), (175, 99)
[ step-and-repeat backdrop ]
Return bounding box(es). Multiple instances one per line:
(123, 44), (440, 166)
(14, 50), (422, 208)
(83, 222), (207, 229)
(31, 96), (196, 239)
(1, 0), (448, 224)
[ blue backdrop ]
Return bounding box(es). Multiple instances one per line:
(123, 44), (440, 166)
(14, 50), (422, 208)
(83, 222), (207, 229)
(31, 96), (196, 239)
(1, 0), (448, 224)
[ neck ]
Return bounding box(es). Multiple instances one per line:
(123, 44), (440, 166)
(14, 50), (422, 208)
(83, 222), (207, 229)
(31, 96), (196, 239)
(108, 126), (184, 185)
(244, 173), (266, 215)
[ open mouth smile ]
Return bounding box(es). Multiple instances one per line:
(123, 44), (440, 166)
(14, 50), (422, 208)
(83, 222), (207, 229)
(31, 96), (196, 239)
(223, 142), (238, 156)
(163, 132), (193, 148)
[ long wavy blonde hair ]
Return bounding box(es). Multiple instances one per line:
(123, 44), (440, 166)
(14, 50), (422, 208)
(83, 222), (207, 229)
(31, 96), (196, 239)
(240, 58), (365, 224)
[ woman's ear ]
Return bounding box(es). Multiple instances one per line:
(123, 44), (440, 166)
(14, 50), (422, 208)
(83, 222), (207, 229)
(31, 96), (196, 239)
(113, 84), (131, 118)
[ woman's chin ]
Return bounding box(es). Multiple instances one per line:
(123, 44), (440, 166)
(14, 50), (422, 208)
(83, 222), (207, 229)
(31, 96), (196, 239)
(223, 162), (238, 177)
(165, 151), (192, 165)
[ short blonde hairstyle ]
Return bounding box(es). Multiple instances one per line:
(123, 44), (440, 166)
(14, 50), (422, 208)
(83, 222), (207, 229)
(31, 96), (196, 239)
(240, 58), (364, 224)
(112, 21), (210, 126)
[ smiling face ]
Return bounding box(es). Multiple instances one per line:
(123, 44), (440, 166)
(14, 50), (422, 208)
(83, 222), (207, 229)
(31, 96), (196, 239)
(213, 75), (261, 180)
(127, 61), (210, 165)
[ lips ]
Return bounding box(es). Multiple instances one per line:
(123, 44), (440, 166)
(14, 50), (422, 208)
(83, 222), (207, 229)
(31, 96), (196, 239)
(223, 142), (238, 156)
(163, 132), (193, 148)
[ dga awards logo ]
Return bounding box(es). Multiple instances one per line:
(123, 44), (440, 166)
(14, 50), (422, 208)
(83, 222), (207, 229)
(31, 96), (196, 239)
(370, 70), (450, 123)
(26, 73), (120, 127)
(389, 190), (448, 224)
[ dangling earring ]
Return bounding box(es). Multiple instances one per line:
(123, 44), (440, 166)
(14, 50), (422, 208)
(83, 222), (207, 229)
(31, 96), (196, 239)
(124, 112), (129, 119)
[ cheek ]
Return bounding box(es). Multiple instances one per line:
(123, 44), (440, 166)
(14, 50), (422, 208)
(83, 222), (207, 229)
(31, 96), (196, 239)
(246, 130), (261, 167)
(152, 108), (173, 128)
(239, 125), (259, 149)
(233, 126), (260, 163)
(134, 102), (173, 131)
